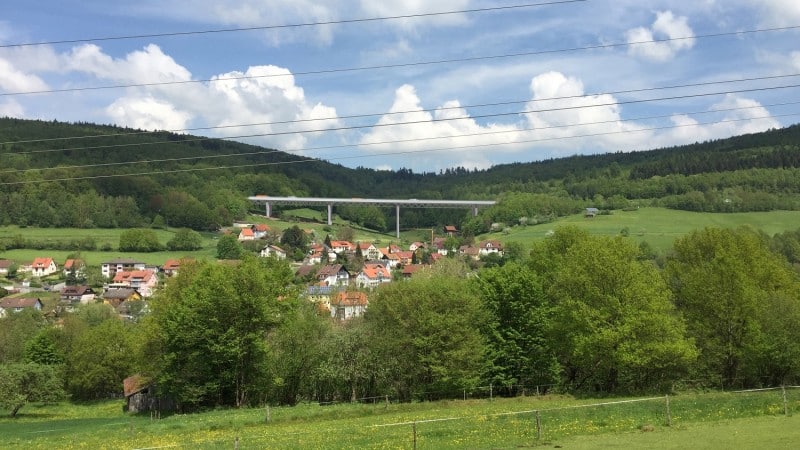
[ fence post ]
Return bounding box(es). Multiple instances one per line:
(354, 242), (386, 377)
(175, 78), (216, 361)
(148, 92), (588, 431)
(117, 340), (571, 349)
(265, 405), (271, 422)
(490, 383), (493, 401)
(665, 395), (672, 427)
(782, 386), (788, 416)
(412, 421), (417, 450)
(234, 436), (239, 449)
(535, 410), (542, 440)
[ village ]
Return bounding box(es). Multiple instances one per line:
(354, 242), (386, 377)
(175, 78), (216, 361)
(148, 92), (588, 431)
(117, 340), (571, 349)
(0, 223), (506, 322)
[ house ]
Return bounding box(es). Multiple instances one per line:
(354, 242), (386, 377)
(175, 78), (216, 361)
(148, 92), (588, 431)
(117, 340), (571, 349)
(357, 242), (381, 260)
(432, 237), (452, 256)
(402, 264), (425, 279)
(29, 257), (58, 277)
(304, 251), (324, 265)
(316, 264), (351, 287)
(111, 270), (158, 297)
(330, 240), (355, 255)
(585, 207), (600, 218)
(478, 240), (504, 257)
(161, 258), (192, 277)
(409, 242), (426, 252)
(251, 223), (271, 239)
(304, 285), (338, 312)
(355, 263), (392, 289)
(60, 285), (96, 306)
(101, 258), (146, 278)
(260, 244), (287, 260)
(0, 259), (14, 276)
(238, 228), (255, 241)
(444, 225), (458, 236)
(0, 297), (43, 317)
(379, 251), (401, 269)
(62, 259), (86, 278)
(330, 291), (368, 320)
(459, 245), (481, 260)
(124, 374), (174, 413)
(394, 251), (414, 266)
(102, 288), (142, 308)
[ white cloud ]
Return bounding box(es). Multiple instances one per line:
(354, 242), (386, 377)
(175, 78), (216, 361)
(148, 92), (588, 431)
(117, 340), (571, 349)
(66, 44), (192, 85)
(522, 71), (648, 152)
(359, 0), (471, 30)
(626, 11), (695, 62)
(358, 84), (521, 156)
(751, 0), (800, 27)
(106, 96), (192, 131)
(0, 57), (48, 93)
(0, 99), (24, 117)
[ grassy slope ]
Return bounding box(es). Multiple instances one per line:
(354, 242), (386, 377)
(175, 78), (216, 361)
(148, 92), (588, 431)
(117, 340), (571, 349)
(483, 207), (800, 252)
(2, 389), (798, 449)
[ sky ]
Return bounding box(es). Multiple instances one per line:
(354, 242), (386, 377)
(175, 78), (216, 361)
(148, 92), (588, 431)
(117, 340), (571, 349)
(1, 0), (799, 173)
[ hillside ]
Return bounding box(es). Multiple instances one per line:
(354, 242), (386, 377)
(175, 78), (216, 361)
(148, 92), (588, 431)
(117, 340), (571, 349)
(1, 118), (799, 232)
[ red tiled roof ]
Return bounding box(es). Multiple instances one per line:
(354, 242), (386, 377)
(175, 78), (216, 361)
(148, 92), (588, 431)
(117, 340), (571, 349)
(113, 270), (155, 283)
(31, 257), (54, 268)
(331, 291), (368, 307)
(0, 297), (41, 309)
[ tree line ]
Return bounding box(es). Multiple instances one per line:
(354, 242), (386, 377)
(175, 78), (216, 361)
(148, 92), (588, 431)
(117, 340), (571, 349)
(3, 225), (800, 415)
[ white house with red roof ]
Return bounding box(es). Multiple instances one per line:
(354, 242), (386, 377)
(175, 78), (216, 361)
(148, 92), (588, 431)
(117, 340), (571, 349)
(111, 270), (158, 297)
(238, 228), (255, 241)
(28, 257), (57, 277)
(357, 242), (381, 260)
(260, 244), (287, 260)
(330, 291), (368, 320)
(355, 263), (392, 289)
(330, 240), (355, 255)
(251, 223), (271, 239)
(478, 240), (505, 257)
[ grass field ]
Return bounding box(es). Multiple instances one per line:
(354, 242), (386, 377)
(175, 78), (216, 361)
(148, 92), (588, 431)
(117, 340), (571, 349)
(3, 208), (799, 268)
(1, 388), (798, 449)
(484, 207), (800, 252)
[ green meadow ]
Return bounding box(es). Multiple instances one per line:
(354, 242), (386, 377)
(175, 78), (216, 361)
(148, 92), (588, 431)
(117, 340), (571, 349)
(486, 207), (800, 252)
(1, 388), (798, 449)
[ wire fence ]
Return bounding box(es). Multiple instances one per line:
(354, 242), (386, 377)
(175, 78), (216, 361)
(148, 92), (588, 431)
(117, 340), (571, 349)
(120, 385), (800, 449)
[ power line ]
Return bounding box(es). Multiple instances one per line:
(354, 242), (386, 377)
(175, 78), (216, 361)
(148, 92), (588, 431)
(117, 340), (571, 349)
(0, 1), (585, 49)
(3, 24), (799, 97)
(4, 81), (799, 156)
(2, 113), (796, 186)
(4, 101), (797, 175)
(3, 72), (799, 146)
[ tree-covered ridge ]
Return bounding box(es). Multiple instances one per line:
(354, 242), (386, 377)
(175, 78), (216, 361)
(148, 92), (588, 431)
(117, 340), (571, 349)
(1, 118), (800, 232)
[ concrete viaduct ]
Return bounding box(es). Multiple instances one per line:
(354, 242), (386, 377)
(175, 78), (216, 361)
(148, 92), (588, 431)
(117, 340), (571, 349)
(248, 196), (496, 238)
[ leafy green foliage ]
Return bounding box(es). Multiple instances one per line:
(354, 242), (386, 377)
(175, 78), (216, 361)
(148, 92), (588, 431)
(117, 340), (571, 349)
(0, 363), (65, 417)
(0, 309), (46, 363)
(166, 228), (204, 251)
(145, 257), (296, 409)
(65, 319), (135, 401)
(215, 234), (243, 259)
(475, 262), (559, 392)
(365, 260), (489, 401)
(665, 227), (800, 386)
(118, 228), (163, 252)
(535, 227), (697, 392)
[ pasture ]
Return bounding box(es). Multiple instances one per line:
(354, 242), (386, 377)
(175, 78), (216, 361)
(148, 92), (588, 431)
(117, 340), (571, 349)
(1, 388), (798, 449)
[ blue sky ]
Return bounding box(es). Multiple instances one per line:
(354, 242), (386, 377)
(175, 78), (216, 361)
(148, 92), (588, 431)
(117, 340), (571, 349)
(1, 0), (799, 172)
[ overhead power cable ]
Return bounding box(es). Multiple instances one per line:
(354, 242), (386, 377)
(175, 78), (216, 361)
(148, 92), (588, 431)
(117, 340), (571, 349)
(3, 81), (799, 156)
(2, 113), (795, 186)
(4, 100), (797, 175)
(3, 24), (799, 97)
(0, 1), (585, 49)
(3, 72), (799, 146)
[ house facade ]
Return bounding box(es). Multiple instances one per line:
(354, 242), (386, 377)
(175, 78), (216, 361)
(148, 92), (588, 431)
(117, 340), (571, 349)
(0, 297), (43, 317)
(111, 270), (158, 297)
(316, 264), (350, 287)
(101, 259), (146, 278)
(260, 244), (287, 260)
(60, 285), (96, 305)
(29, 257), (58, 277)
(330, 291), (368, 320)
(355, 263), (392, 289)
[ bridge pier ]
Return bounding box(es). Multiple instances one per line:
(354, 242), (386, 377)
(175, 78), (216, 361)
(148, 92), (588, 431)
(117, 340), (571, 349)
(396, 204), (401, 239)
(265, 202), (271, 218)
(327, 204), (333, 226)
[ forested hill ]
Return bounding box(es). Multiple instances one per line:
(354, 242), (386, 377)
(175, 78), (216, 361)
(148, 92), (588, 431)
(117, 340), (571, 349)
(1, 117), (799, 231)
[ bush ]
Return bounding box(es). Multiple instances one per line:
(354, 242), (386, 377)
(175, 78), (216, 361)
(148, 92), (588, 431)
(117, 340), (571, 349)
(119, 229), (163, 252)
